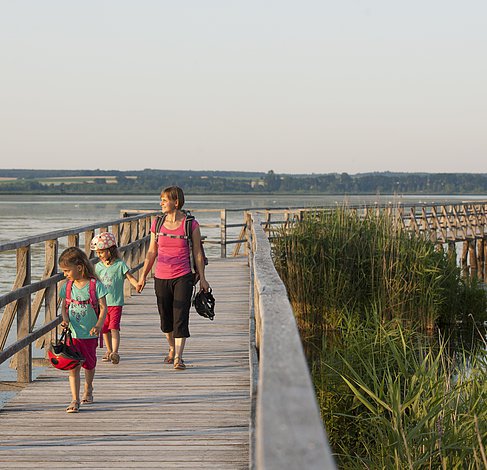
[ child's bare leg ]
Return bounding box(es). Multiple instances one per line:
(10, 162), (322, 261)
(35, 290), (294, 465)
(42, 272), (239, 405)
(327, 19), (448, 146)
(66, 366), (81, 411)
(81, 368), (95, 403)
(102, 331), (112, 361)
(68, 366), (81, 402)
(111, 329), (120, 354)
(85, 368), (95, 389)
(103, 331), (112, 354)
(109, 330), (121, 364)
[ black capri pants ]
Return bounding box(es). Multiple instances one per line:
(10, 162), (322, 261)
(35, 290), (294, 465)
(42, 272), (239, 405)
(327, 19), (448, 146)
(154, 273), (194, 338)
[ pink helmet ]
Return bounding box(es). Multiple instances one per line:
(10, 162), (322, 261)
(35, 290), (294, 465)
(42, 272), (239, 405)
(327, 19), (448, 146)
(90, 232), (117, 251)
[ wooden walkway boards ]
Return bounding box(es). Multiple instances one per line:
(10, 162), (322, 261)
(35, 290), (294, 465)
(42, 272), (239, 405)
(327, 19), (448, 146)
(0, 258), (250, 469)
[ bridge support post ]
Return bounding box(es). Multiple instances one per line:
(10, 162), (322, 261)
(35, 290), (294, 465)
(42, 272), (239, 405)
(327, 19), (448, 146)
(477, 239), (484, 280)
(468, 240), (478, 277)
(16, 246), (32, 383)
(461, 241), (469, 275)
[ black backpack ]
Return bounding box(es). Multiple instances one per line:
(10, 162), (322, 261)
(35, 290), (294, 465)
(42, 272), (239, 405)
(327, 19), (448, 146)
(155, 210), (208, 283)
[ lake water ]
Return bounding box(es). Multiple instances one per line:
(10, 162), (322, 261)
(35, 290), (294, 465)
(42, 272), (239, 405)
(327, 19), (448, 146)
(1, 193), (487, 405)
(4, 192), (487, 296)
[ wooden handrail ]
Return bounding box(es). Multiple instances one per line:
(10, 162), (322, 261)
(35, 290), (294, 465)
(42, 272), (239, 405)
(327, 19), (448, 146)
(248, 213), (336, 469)
(0, 211), (155, 383)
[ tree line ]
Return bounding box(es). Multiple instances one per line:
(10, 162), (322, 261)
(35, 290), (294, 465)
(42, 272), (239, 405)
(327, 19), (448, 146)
(1, 169), (487, 194)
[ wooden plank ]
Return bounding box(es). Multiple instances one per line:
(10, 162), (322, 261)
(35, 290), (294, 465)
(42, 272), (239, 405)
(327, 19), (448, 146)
(0, 259), (250, 469)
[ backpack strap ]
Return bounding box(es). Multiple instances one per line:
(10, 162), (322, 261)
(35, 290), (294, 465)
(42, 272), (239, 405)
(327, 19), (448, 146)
(65, 278), (99, 317)
(65, 280), (73, 312)
(88, 278), (99, 316)
(155, 211), (193, 243)
(154, 213), (167, 242)
(184, 214), (196, 277)
(184, 214), (195, 249)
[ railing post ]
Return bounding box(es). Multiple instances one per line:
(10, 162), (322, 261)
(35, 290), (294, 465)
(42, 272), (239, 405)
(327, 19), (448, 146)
(120, 221), (132, 297)
(220, 209), (227, 258)
(461, 241), (469, 275)
(33, 239), (59, 352)
(16, 246), (32, 383)
(469, 239), (478, 276)
(245, 211), (252, 257)
(477, 239), (484, 280)
(124, 220), (138, 297)
(138, 218), (146, 269)
(68, 234), (79, 247)
(84, 230), (95, 256)
(112, 224), (121, 245)
(44, 240), (59, 353)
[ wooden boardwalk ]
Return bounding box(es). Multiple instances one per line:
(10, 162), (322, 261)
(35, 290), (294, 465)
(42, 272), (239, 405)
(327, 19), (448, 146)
(0, 258), (250, 469)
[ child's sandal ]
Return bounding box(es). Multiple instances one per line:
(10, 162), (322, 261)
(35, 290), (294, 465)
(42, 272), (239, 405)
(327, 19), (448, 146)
(101, 352), (112, 362)
(110, 352), (120, 364)
(66, 400), (80, 413)
(81, 389), (94, 405)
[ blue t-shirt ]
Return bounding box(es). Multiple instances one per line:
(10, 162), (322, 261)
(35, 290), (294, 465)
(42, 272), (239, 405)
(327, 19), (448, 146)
(94, 258), (130, 306)
(59, 280), (107, 339)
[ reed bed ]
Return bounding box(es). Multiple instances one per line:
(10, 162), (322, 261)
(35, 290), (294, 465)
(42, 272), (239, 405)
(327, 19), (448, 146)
(272, 209), (487, 468)
(273, 208), (486, 331)
(312, 319), (487, 469)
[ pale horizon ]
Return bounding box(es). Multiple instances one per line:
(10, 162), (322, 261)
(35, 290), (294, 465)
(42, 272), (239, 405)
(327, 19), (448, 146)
(1, 1), (486, 174)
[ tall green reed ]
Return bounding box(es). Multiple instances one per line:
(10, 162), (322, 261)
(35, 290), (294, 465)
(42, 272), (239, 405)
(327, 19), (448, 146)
(272, 209), (487, 468)
(313, 318), (487, 469)
(273, 209), (486, 331)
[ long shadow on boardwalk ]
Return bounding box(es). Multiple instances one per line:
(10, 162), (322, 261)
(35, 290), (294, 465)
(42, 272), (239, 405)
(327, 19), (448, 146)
(0, 258), (250, 469)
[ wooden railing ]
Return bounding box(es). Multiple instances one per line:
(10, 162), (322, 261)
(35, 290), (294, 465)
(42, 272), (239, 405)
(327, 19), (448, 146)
(0, 212), (154, 387)
(247, 213), (336, 469)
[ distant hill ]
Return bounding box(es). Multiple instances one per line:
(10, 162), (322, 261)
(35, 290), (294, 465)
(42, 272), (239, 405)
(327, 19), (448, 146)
(1, 168), (487, 195)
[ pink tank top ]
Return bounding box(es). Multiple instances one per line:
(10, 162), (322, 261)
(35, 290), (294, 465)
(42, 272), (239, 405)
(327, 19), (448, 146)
(151, 217), (199, 279)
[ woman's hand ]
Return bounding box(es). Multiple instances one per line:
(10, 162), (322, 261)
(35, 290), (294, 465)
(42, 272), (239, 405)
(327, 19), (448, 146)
(199, 279), (210, 292)
(61, 319), (70, 329)
(136, 277), (146, 293)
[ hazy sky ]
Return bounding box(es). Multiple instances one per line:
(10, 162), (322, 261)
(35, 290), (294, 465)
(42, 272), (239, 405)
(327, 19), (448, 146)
(1, 1), (486, 174)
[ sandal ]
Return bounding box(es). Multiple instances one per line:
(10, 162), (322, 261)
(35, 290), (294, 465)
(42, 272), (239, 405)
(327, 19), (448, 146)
(163, 350), (175, 364)
(66, 400), (80, 413)
(174, 357), (186, 370)
(102, 352), (112, 362)
(110, 352), (120, 364)
(81, 389), (94, 405)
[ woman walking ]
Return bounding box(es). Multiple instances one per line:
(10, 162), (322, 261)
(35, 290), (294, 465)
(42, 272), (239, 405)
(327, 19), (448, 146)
(137, 186), (209, 370)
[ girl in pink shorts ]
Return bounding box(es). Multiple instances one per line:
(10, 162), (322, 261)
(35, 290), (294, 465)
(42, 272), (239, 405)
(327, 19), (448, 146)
(59, 247), (108, 413)
(91, 232), (139, 364)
